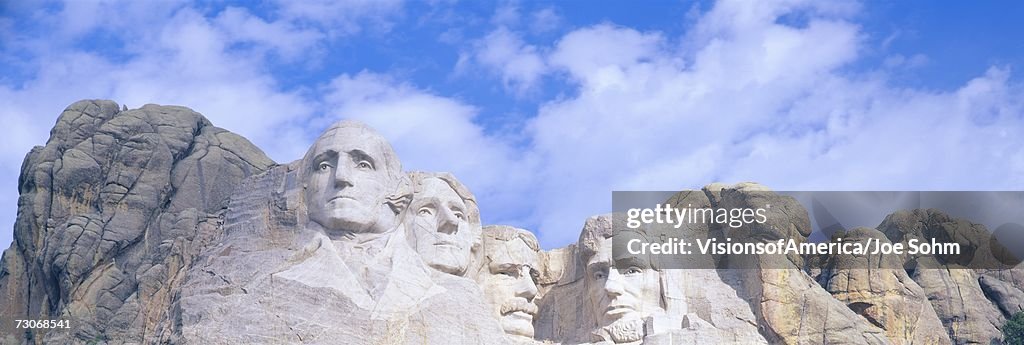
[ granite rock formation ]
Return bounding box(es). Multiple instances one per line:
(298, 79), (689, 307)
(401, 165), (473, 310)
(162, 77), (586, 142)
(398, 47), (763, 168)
(1, 100), (1021, 344)
(0, 100), (274, 344)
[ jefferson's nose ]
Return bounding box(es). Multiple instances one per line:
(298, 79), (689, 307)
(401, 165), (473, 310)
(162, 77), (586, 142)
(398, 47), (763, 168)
(437, 208), (460, 234)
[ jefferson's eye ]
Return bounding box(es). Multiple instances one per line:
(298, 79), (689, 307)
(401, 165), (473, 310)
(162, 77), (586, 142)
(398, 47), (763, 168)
(418, 207), (434, 216)
(318, 162), (331, 171)
(357, 160), (373, 170)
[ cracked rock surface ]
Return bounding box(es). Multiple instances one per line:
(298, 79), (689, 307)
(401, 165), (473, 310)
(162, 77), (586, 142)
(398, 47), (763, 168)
(0, 100), (274, 344)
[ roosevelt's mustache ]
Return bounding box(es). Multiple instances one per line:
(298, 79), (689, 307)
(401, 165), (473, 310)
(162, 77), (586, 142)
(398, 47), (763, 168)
(500, 298), (538, 316)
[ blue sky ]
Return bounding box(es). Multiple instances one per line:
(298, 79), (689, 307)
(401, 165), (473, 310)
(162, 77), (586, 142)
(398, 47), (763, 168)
(1, 0), (1023, 249)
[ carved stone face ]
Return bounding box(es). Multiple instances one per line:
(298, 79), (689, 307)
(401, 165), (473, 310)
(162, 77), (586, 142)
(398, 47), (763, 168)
(407, 177), (474, 275)
(584, 236), (662, 340)
(303, 125), (398, 236)
(479, 236), (540, 339)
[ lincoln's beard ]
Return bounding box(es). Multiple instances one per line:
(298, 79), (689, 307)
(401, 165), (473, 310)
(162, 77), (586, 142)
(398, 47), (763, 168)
(595, 317), (645, 344)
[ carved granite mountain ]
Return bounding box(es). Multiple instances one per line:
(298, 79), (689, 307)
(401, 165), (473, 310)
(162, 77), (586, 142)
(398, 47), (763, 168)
(1, 100), (1022, 345)
(877, 210), (1005, 344)
(0, 100), (274, 344)
(814, 227), (949, 345)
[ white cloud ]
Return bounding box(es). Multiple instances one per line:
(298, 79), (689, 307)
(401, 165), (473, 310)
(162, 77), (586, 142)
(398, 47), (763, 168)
(468, 28), (547, 95)
(213, 7), (324, 61)
(529, 8), (561, 34)
(516, 0), (1024, 247)
(273, 0), (403, 36)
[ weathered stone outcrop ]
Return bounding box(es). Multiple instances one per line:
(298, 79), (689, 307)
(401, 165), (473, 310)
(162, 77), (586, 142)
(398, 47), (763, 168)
(815, 227), (949, 345)
(705, 183), (890, 345)
(0, 100), (274, 344)
(878, 210), (1004, 344)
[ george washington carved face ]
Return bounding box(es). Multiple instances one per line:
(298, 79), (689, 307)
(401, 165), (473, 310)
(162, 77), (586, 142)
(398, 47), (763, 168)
(302, 121), (404, 238)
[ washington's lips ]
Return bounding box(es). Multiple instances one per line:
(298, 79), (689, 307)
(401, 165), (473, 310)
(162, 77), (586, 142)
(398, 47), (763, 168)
(328, 195), (356, 202)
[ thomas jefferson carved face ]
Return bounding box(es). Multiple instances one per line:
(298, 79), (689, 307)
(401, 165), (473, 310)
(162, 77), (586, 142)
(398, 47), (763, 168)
(302, 122), (402, 237)
(478, 227), (540, 339)
(582, 234), (663, 343)
(406, 176), (476, 275)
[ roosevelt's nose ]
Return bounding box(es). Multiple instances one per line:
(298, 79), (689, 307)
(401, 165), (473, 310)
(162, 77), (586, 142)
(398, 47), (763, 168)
(437, 208), (460, 235)
(603, 269), (625, 297)
(333, 162), (353, 188)
(514, 267), (538, 301)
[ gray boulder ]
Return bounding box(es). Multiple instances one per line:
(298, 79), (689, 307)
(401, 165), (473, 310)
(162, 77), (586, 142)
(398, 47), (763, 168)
(0, 100), (274, 344)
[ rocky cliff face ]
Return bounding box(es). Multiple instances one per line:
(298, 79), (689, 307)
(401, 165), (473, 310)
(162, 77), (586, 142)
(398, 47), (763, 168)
(0, 100), (274, 344)
(1, 100), (1022, 345)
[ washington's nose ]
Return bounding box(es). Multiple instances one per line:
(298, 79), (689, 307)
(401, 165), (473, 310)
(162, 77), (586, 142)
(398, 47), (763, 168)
(514, 267), (538, 301)
(603, 269), (625, 297)
(333, 163), (353, 188)
(437, 208), (460, 235)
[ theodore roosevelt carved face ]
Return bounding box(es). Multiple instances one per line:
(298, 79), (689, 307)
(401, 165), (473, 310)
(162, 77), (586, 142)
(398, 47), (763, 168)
(301, 121), (405, 238)
(405, 172), (480, 276)
(477, 226), (540, 339)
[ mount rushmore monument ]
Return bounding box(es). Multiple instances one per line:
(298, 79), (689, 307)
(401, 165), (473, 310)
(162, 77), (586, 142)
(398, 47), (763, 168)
(0, 100), (1022, 344)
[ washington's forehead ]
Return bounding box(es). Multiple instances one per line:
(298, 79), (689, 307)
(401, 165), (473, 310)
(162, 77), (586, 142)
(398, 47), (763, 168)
(311, 127), (387, 155)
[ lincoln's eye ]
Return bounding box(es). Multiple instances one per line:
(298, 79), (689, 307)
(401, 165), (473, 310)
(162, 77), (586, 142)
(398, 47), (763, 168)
(453, 211), (465, 220)
(625, 266), (643, 275)
(318, 162), (331, 171)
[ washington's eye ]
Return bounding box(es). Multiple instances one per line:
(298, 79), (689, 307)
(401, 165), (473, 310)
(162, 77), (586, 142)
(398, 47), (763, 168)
(357, 160), (373, 170)
(318, 162), (331, 171)
(624, 266), (643, 275)
(418, 207), (434, 216)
